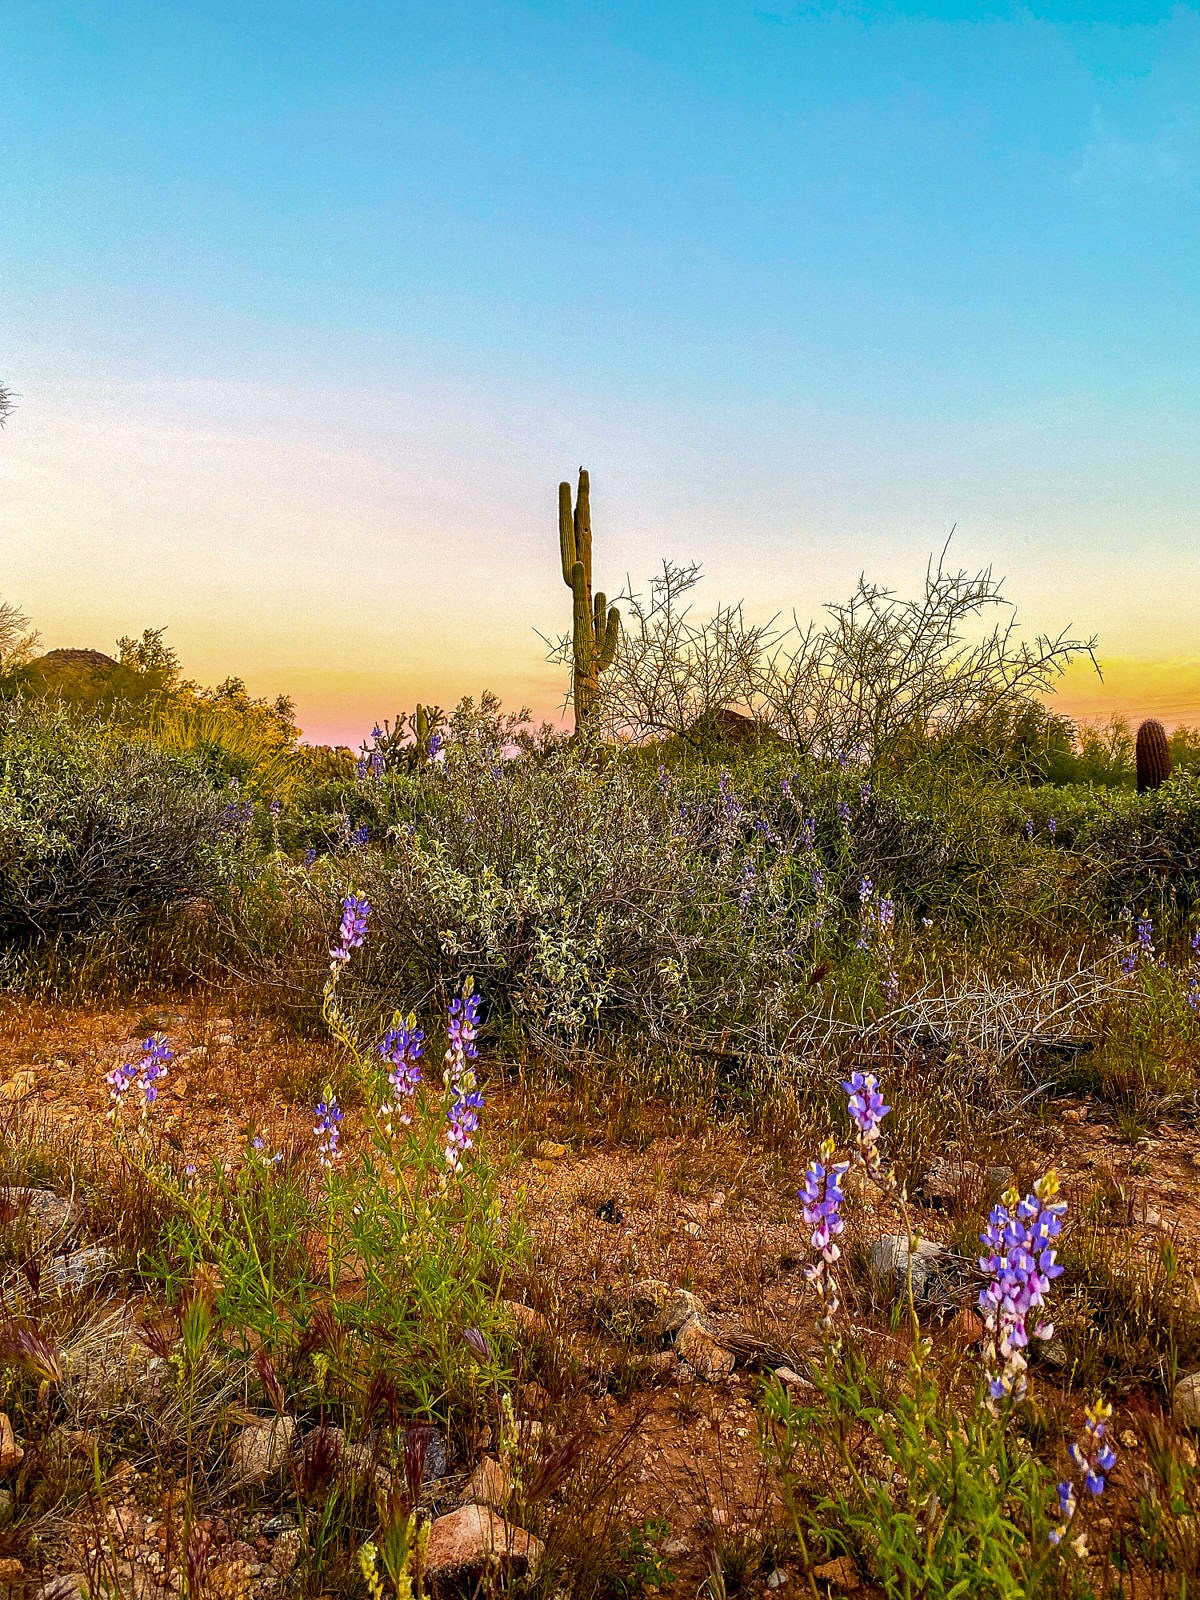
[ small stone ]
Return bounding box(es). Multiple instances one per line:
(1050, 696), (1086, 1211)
(1062, 1107), (1088, 1125)
(766, 1572), (787, 1590)
(36, 1577), (87, 1600)
(500, 1300), (546, 1338)
(229, 1416), (297, 1486)
(461, 1456), (513, 1509)
(918, 1157), (985, 1205)
(867, 1236), (949, 1301)
(985, 1166), (1016, 1194)
(535, 1141), (568, 1160)
(4, 1188), (78, 1241)
(172, 1077), (189, 1099)
(674, 1315), (735, 1381)
(948, 1308), (984, 1346)
(0, 1415), (24, 1476)
(681, 1220), (704, 1239)
(1119, 1429), (1139, 1450)
(263, 1513), (298, 1536)
(1041, 1339), (1070, 1370)
(270, 1529), (300, 1576)
(656, 1289), (707, 1340)
(773, 1366), (813, 1392)
(812, 1556), (860, 1590)
(48, 1245), (116, 1292)
(1174, 1371), (1200, 1430)
(425, 1504), (542, 1579)
(0, 1071), (36, 1101)
(0, 1558), (22, 1583)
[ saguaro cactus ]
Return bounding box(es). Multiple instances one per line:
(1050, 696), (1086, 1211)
(1136, 718), (1172, 793)
(559, 468), (620, 731)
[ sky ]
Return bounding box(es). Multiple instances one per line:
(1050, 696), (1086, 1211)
(1, 0), (1197, 744)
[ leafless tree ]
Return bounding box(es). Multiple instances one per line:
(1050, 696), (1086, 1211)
(571, 544), (1095, 764)
(754, 547), (1095, 765)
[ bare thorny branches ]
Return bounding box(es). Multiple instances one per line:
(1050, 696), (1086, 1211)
(551, 545), (1096, 764)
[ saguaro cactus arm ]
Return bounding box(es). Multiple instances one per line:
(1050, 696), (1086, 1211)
(557, 467), (620, 730)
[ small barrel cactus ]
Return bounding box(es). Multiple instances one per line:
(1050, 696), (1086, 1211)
(1135, 718), (1171, 793)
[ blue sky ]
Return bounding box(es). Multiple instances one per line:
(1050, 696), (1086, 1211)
(2, 2), (1197, 737)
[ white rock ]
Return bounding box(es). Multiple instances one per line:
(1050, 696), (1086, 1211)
(425, 1504), (542, 1578)
(228, 1416), (297, 1486)
(1173, 1371), (1200, 1430)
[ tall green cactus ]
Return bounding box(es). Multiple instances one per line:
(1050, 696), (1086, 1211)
(559, 468), (620, 730)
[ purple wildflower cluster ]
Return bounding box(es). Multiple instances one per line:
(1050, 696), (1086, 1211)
(330, 894), (371, 968)
(220, 779), (254, 831)
(855, 880), (899, 1001)
(836, 799), (852, 828)
(799, 1139), (849, 1331)
(379, 1020), (425, 1127)
(105, 1034), (173, 1111)
(1120, 910), (1156, 975)
(1049, 1400), (1117, 1552)
(443, 990), (485, 1174)
(843, 1070), (892, 1184)
(313, 1097), (343, 1166)
(737, 857), (757, 911)
(1187, 928), (1200, 1013)
(978, 1172), (1066, 1407)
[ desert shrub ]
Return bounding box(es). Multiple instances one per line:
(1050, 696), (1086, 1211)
(1072, 773), (1200, 916)
(0, 701), (223, 940)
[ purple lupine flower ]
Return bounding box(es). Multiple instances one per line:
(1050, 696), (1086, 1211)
(428, 732), (444, 757)
(799, 1139), (849, 1332)
(106, 1034), (173, 1112)
(355, 756), (369, 779)
(443, 989), (483, 1172)
(780, 777), (793, 799)
(313, 1097), (343, 1166)
(379, 1021), (425, 1126)
(371, 724), (383, 740)
(445, 1087), (485, 1173)
(1025, 818), (1035, 842)
(330, 894), (371, 967)
(304, 847), (317, 868)
(842, 1070), (892, 1182)
(860, 782), (872, 805)
(1049, 1399), (1117, 1548)
(658, 764), (671, 795)
(978, 1171), (1066, 1408)
(811, 866), (826, 894)
(1048, 817), (1058, 841)
(836, 799), (852, 827)
(353, 824), (370, 847)
(737, 858), (757, 911)
(800, 815), (816, 849)
(1120, 910), (1155, 975)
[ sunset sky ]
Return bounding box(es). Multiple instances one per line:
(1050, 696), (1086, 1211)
(2, 1), (1197, 745)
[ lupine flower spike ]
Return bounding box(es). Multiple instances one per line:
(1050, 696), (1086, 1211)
(800, 1138), (849, 1333)
(443, 988), (484, 1173)
(314, 1097), (343, 1166)
(379, 1019), (425, 1130)
(978, 1170), (1066, 1409)
(842, 1070), (893, 1188)
(330, 894), (371, 971)
(1049, 1399), (1117, 1553)
(105, 1034), (173, 1115)
(1120, 910), (1155, 975)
